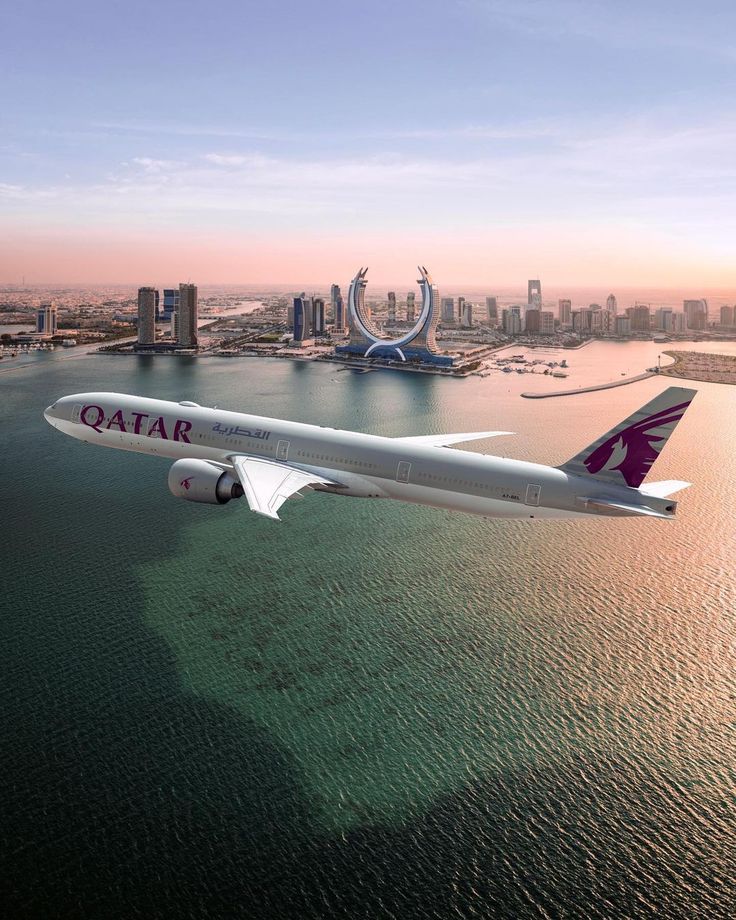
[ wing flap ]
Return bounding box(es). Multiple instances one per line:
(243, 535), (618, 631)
(394, 431), (513, 448)
(230, 455), (335, 520)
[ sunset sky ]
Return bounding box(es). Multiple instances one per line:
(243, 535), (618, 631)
(2, 0), (736, 286)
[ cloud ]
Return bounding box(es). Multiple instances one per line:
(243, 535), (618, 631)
(131, 156), (181, 173)
(3, 109), (736, 241)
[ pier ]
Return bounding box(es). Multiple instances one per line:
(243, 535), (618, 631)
(521, 371), (656, 399)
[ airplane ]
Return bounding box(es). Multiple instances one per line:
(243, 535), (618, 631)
(44, 386), (696, 522)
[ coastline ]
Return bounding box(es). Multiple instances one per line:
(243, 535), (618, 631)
(659, 350), (736, 386)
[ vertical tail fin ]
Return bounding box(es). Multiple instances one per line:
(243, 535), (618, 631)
(558, 386), (696, 488)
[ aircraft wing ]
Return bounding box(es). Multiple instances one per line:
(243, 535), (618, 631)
(230, 455), (335, 520)
(394, 431), (513, 448)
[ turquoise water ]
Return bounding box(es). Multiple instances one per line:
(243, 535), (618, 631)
(1, 347), (734, 918)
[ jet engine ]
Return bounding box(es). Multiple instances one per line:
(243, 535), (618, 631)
(168, 459), (244, 505)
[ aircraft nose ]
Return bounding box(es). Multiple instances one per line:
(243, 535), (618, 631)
(44, 402), (58, 424)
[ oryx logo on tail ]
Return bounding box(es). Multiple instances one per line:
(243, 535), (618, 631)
(583, 401), (691, 487)
(559, 387), (696, 489)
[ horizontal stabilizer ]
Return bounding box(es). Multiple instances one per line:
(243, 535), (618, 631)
(638, 480), (691, 498)
(395, 431), (513, 448)
(578, 497), (674, 519)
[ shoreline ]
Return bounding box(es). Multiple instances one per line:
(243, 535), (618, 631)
(658, 350), (736, 386)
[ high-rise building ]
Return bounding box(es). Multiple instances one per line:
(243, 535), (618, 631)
(137, 287), (157, 345)
(177, 283), (198, 347)
(330, 284), (346, 332)
(461, 301), (473, 327)
(457, 296), (465, 323)
(387, 291), (397, 324)
(162, 289), (179, 323)
(572, 309), (592, 334)
(330, 284), (341, 322)
(406, 291), (416, 322)
(627, 304), (651, 332)
(502, 306), (522, 334)
(684, 299), (708, 330)
(313, 298), (326, 335)
(590, 309), (606, 334)
(440, 297), (455, 323)
(720, 305), (735, 327)
(36, 303), (57, 336)
(558, 299), (572, 325)
(293, 296), (308, 342)
(606, 293), (618, 314)
(540, 311), (555, 335)
(528, 279), (542, 307)
(525, 308), (540, 333)
(655, 308), (673, 331)
(615, 315), (631, 335)
(485, 296), (498, 323)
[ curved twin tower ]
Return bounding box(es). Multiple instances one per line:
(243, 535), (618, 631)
(335, 266), (454, 366)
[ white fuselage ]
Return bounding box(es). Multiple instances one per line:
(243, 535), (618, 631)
(44, 392), (667, 520)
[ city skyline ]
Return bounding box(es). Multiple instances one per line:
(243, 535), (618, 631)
(3, 1), (736, 286)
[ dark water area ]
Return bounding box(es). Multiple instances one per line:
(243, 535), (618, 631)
(1, 347), (733, 919)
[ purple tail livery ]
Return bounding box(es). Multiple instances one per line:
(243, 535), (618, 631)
(559, 386), (697, 489)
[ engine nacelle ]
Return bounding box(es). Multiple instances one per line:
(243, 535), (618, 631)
(168, 458), (244, 505)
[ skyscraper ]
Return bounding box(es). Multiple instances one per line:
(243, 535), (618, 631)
(137, 287), (157, 345)
(330, 283), (340, 321)
(615, 315), (631, 335)
(572, 309), (592, 334)
(461, 300), (473, 327)
(558, 299), (572, 325)
(313, 297), (326, 335)
(387, 291), (396, 324)
(406, 291), (416, 322)
(457, 296), (465, 322)
(540, 311), (555, 335)
(485, 296), (498, 323)
(336, 296), (345, 332)
(162, 289), (179, 323)
(330, 284), (345, 331)
(606, 293), (617, 314)
(293, 296), (308, 342)
(525, 309), (540, 333)
(36, 303), (57, 335)
(177, 283), (198, 347)
(628, 304), (651, 332)
(528, 279), (542, 307)
(440, 297), (455, 322)
(502, 306), (522, 334)
(720, 305), (734, 326)
(684, 299), (708, 330)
